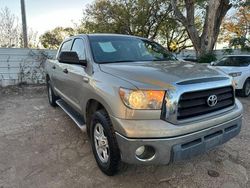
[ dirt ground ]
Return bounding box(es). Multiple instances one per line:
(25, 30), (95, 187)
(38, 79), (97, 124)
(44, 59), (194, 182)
(0, 85), (249, 188)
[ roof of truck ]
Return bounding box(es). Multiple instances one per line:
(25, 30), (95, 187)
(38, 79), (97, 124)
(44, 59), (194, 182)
(73, 33), (150, 40)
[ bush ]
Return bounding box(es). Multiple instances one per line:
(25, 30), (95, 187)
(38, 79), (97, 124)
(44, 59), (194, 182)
(230, 37), (250, 52)
(198, 53), (217, 64)
(223, 48), (233, 55)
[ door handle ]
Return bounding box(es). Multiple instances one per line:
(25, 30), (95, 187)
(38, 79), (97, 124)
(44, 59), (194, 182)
(83, 76), (89, 83)
(52, 65), (56, 69)
(63, 68), (68, 74)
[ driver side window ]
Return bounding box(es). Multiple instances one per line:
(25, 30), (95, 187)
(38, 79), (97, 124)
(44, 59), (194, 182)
(71, 39), (86, 60)
(60, 40), (72, 52)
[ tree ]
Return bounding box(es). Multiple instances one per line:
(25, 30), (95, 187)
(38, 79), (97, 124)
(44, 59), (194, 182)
(24, 29), (39, 48)
(157, 19), (192, 52)
(80, 0), (195, 51)
(157, 14), (204, 52)
(171, 0), (233, 58)
(82, 0), (172, 39)
(229, 37), (250, 51)
(0, 7), (20, 48)
(0, 7), (39, 48)
(219, 2), (250, 46)
(40, 27), (75, 49)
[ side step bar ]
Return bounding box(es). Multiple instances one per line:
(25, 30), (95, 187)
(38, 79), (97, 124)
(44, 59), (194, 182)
(56, 99), (86, 131)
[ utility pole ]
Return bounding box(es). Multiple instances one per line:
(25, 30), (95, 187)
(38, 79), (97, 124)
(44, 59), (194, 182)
(20, 0), (28, 48)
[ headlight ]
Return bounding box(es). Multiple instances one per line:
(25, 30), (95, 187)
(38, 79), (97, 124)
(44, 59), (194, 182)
(229, 72), (242, 77)
(119, 88), (165, 110)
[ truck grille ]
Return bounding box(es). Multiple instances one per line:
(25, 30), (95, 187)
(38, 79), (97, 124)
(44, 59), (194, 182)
(177, 86), (234, 120)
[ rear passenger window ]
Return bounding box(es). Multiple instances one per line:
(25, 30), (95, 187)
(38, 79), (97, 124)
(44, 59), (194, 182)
(71, 39), (86, 60)
(60, 40), (72, 52)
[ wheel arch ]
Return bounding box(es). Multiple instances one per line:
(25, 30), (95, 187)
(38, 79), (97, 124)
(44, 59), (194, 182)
(85, 98), (111, 136)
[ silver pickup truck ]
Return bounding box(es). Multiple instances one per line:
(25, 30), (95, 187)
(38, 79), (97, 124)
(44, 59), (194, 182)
(45, 34), (243, 176)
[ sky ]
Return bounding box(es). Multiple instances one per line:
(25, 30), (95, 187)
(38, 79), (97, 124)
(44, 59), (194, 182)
(0, 0), (94, 35)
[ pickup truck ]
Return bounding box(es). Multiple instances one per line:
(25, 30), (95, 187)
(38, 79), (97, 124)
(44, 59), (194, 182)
(45, 34), (243, 176)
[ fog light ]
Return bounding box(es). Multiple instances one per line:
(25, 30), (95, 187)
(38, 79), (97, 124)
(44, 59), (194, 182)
(135, 145), (156, 161)
(135, 146), (145, 156)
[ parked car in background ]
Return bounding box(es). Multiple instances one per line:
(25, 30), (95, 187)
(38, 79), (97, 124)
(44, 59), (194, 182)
(210, 55), (250, 97)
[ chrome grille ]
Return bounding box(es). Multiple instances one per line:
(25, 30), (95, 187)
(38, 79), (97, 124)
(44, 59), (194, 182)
(177, 86), (234, 120)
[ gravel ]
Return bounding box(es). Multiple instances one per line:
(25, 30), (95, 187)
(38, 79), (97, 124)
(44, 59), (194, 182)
(0, 85), (249, 188)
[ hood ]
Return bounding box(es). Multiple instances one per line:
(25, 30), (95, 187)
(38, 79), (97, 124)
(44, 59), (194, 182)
(100, 61), (229, 90)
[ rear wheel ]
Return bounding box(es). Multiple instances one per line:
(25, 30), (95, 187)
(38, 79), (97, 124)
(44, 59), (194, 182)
(90, 109), (121, 176)
(47, 81), (58, 107)
(239, 79), (250, 97)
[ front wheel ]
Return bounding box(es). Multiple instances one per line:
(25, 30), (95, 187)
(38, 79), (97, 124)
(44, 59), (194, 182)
(90, 109), (121, 176)
(239, 79), (250, 97)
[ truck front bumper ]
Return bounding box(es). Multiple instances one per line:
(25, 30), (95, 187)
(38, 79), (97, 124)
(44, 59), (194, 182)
(112, 99), (243, 164)
(115, 115), (242, 164)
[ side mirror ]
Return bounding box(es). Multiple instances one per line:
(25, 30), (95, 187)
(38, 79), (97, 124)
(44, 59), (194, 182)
(58, 51), (87, 66)
(210, 61), (215, 66)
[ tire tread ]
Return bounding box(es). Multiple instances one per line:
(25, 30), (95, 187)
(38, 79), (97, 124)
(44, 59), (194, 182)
(91, 109), (121, 176)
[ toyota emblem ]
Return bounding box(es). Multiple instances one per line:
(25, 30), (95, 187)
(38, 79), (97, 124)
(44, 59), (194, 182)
(207, 95), (218, 107)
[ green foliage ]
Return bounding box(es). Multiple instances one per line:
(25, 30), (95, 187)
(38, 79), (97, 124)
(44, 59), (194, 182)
(81, 0), (172, 39)
(223, 48), (233, 55)
(80, 0), (194, 51)
(232, 0), (249, 8)
(198, 53), (217, 64)
(40, 27), (75, 49)
(157, 18), (192, 52)
(230, 37), (250, 52)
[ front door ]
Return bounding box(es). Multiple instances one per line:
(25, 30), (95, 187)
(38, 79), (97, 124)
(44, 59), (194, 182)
(51, 39), (73, 96)
(62, 38), (89, 113)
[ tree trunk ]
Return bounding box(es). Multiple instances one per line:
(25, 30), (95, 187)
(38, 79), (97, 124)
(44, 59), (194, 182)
(171, 0), (232, 58)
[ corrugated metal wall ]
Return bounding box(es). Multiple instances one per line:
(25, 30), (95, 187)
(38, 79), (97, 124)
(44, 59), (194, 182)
(0, 48), (57, 87)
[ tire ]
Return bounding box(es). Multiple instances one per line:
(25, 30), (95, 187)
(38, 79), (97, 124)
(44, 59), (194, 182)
(47, 81), (58, 107)
(90, 109), (121, 176)
(239, 79), (250, 97)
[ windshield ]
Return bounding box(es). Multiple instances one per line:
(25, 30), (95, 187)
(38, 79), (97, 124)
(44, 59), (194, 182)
(88, 35), (176, 64)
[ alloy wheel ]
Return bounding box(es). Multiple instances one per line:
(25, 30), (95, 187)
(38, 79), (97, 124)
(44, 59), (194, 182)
(94, 123), (110, 163)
